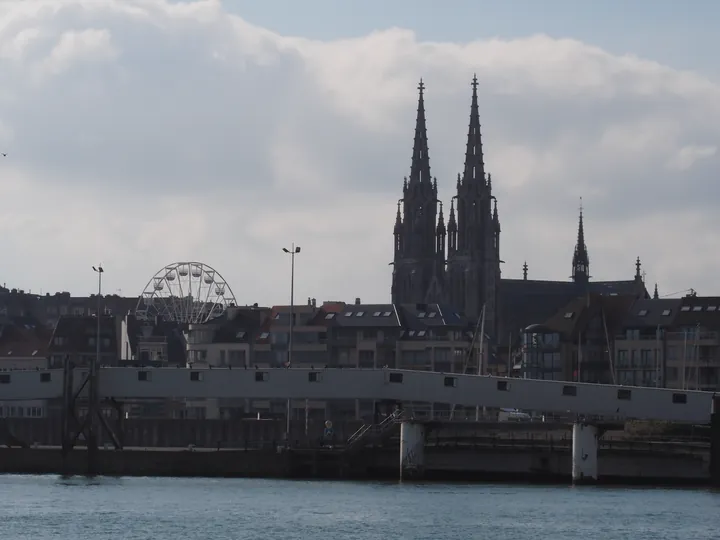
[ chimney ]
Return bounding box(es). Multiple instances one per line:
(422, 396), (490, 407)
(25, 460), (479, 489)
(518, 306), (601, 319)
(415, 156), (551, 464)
(311, 298), (316, 307)
(355, 297), (361, 305)
(307, 297), (311, 306)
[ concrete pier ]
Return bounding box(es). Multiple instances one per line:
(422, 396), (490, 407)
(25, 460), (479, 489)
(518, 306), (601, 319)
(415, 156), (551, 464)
(572, 423), (598, 484)
(399, 422), (425, 480)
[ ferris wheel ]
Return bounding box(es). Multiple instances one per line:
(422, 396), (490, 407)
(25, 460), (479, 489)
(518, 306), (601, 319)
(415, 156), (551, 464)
(135, 261), (237, 324)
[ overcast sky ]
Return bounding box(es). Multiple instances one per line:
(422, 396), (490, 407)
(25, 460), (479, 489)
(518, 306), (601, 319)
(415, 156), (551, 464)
(0, 0), (718, 307)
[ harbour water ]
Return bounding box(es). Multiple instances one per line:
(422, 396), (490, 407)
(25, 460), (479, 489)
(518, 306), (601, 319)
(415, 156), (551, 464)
(1, 475), (719, 539)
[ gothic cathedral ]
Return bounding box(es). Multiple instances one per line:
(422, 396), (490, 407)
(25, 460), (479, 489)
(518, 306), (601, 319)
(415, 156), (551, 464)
(391, 77), (501, 336)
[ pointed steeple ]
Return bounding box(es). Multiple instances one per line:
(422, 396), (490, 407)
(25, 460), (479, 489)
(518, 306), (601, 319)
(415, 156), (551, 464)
(572, 197), (590, 284)
(436, 201), (446, 234)
(523, 261), (528, 281)
(462, 74), (486, 185)
(447, 198), (457, 254)
(653, 283), (659, 299)
(635, 257), (642, 281)
(394, 201), (402, 233)
(409, 79), (431, 184)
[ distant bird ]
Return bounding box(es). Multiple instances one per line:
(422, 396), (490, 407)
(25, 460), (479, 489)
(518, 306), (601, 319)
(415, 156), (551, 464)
(1, 153), (6, 157)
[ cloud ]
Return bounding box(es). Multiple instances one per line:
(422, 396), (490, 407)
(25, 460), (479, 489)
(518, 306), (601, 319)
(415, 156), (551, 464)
(0, 0), (719, 306)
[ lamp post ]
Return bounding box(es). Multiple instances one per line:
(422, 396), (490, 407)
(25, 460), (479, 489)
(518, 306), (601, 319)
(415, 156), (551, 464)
(282, 244), (300, 444)
(90, 264), (104, 469)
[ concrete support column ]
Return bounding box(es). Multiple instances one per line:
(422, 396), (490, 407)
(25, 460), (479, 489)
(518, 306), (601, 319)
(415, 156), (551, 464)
(399, 422), (425, 480)
(711, 396), (720, 487)
(572, 423), (598, 484)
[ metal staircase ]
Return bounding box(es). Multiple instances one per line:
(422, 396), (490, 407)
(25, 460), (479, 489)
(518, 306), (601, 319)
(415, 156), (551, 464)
(345, 409), (404, 453)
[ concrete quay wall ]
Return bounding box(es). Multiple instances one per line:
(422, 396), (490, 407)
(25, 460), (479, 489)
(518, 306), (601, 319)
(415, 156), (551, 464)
(355, 445), (710, 484)
(0, 447), (290, 478)
(0, 444), (709, 484)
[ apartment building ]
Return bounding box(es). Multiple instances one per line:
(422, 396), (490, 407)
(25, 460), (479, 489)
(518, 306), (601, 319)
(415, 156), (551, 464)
(614, 295), (720, 391)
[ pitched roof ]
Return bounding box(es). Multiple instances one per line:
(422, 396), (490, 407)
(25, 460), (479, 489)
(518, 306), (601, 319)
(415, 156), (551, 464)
(675, 296), (720, 330)
(620, 298), (682, 329)
(0, 316), (51, 359)
(498, 277), (647, 340)
(541, 293), (637, 340)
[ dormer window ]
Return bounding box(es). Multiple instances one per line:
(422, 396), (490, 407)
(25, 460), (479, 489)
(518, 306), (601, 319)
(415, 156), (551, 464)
(563, 312), (574, 319)
(708, 306), (717, 312)
(355, 311), (365, 317)
(324, 313), (335, 320)
(343, 312), (353, 317)
(692, 306), (702, 312)
(680, 306), (690, 312)
(638, 309), (648, 316)
(661, 309), (671, 316)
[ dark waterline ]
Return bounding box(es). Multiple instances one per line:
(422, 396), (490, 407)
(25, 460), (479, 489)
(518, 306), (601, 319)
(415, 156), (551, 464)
(1, 474), (719, 539)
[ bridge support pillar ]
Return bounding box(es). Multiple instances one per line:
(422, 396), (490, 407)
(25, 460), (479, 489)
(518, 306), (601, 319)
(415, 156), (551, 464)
(399, 422), (425, 480)
(572, 423), (598, 484)
(711, 396), (720, 487)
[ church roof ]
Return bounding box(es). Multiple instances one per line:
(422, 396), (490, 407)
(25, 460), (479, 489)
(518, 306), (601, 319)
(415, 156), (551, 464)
(498, 278), (647, 341)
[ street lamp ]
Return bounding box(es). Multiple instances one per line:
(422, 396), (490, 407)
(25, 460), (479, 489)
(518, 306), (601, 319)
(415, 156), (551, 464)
(92, 266), (104, 362)
(89, 264), (104, 461)
(282, 244), (300, 444)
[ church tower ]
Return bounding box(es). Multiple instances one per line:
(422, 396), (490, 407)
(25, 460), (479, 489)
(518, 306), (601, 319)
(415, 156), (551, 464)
(391, 80), (444, 305)
(446, 75), (501, 336)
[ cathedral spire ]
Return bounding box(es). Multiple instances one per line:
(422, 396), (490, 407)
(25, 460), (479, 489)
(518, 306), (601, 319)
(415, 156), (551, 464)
(653, 283), (659, 299)
(572, 197), (590, 284)
(462, 74), (486, 185)
(409, 79), (431, 184)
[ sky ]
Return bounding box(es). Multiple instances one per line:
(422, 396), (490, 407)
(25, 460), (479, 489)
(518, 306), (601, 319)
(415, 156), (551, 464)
(0, 0), (718, 307)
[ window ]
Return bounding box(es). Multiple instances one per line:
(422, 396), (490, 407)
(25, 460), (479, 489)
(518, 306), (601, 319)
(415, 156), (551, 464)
(190, 371), (203, 382)
(40, 372), (51, 383)
(563, 312), (574, 319)
(708, 306), (718, 312)
(382, 311), (392, 317)
(408, 330), (415, 337)
(617, 388), (632, 400)
(672, 392), (687, 404)
(273, 313), (280, 319)
(418, 312), (426, 318)
(138, 370), (151, 382)
(497, 380), (509, 392)
(372, 311), (381, 317)
(692, 306), (702, 312)
(417, 330), (426, 337)
(388, 372), (403, 383)
(259, 332), (270, 339)
(0, 374), (10, 384)
(444, 376), (457, 387)
(344, 312), (353, 317)
(355, 311), (365, 317)
(680, 306), (690, 312)
(235, 331), (246, 339)
(428, 312), (437, 318)
(255, 371), (269, 382)
(661, 309), (671, 316)
(308, 371), (321, 382)
(562, 385), (577, 396)
(637, 310), (648, 316)
(324, 313), (335, 320)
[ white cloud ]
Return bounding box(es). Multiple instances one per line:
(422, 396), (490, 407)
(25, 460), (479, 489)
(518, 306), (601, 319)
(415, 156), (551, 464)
(0, 0), (719, 305)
